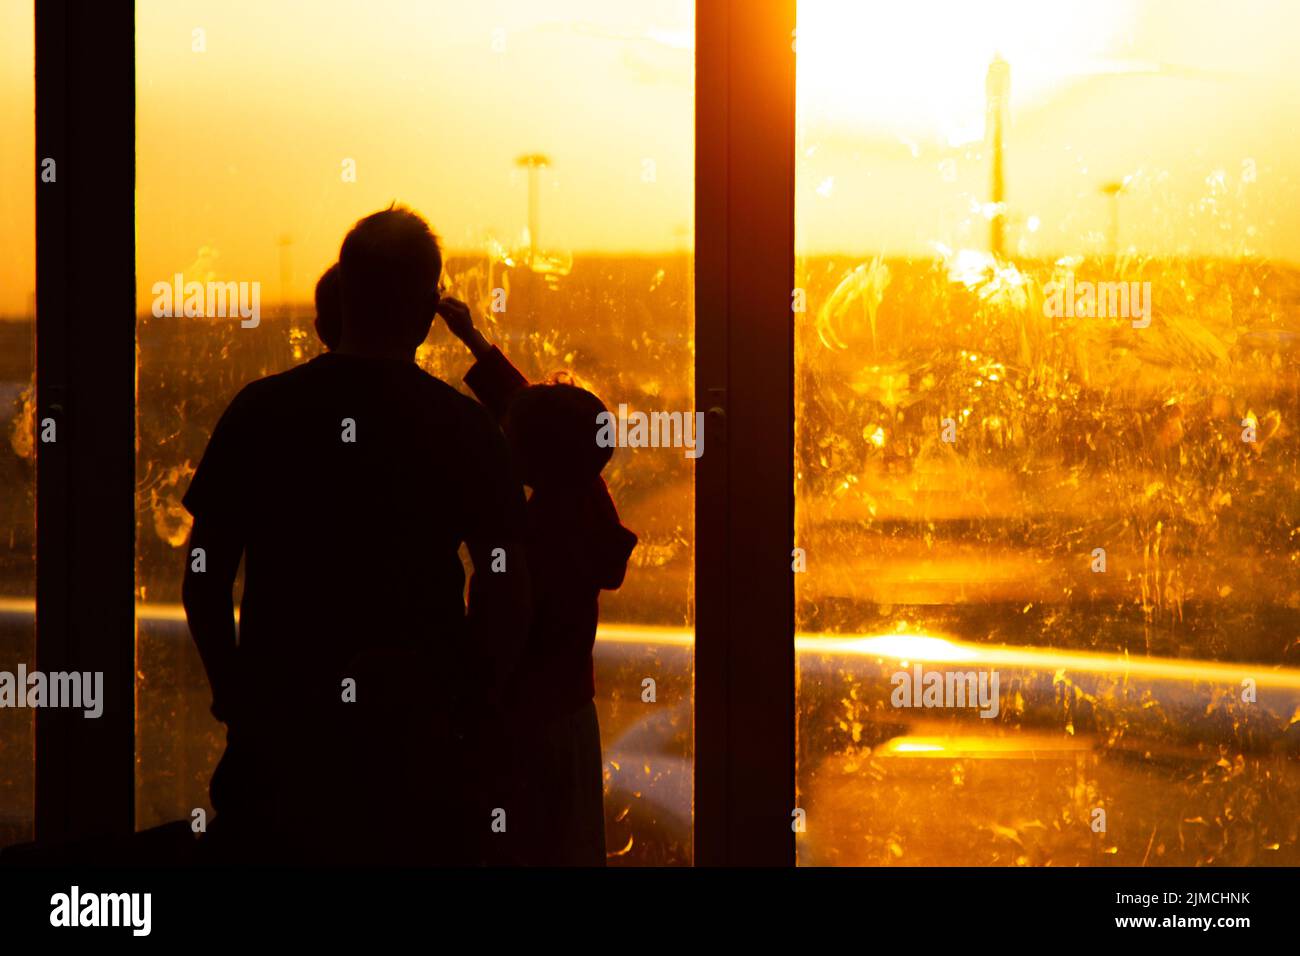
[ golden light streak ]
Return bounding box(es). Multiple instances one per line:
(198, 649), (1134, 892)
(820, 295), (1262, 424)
(6, 600), (1292, 691)
(798, 629), (1300, 691)
(879, 732), (1093, 757)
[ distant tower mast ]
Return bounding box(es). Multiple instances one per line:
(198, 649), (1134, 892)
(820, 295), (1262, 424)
(986, 55), (1010, 258)
(515, 154), (550, 267)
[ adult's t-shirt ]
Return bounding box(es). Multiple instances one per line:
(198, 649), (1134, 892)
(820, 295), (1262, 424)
(182, 351), (526, 725)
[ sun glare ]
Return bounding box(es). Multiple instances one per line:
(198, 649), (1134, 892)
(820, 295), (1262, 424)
(797, 0), (1138, 143)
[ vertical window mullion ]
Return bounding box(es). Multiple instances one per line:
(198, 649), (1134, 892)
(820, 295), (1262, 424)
(695, 0), (797, 866)
(34, 0), (136, 845)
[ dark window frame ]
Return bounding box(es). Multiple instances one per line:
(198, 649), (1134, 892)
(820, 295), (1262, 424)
(694, 0), (797, 866)
(29, 0), (798, 865)
(34, 0), (137, 844)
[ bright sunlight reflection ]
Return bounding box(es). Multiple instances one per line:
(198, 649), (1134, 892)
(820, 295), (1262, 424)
(797, 0), (1137, 143)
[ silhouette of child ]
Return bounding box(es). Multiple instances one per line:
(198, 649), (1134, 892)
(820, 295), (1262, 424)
(438, 293), (637, 867)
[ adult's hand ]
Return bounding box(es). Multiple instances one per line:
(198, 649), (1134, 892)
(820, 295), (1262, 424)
(437, 296), (493, 359)
(436, 296), (476, 340)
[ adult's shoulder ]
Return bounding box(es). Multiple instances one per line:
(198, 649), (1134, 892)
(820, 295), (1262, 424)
(201, 363), (326, 445)
(229, 361), (305, 402)
(410, 365), (498, 429)
(225, 357), (328, 408)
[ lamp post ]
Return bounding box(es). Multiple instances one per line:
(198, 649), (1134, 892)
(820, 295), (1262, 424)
(986, 54), (1010, 258)
(515, 153), (550, 267)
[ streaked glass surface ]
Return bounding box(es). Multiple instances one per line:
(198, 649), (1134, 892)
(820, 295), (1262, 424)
(136, 0), (694, 864)
(795, 0), (1300, 865)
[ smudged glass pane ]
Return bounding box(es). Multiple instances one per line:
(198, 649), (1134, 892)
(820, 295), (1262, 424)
(136, 0), (694, 864)
(795, 0), (1300, 865)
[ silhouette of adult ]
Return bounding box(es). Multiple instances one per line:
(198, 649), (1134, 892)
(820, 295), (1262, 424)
(182, 205), (530, 864)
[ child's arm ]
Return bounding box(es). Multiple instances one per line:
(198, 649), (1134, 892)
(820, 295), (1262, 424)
(586, 478), (639, 590)
(436, 297), (529, 420)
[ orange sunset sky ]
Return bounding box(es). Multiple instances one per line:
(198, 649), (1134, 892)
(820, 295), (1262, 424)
(2, 0), (1300, 316)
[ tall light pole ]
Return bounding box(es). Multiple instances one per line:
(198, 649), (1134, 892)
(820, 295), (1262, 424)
(986, 54), (1010, 258)
(515, 153), (550, 267)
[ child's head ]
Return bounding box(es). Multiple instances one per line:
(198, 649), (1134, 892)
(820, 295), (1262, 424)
(314, 262), (342, 350)
(503, 381), (613, 491)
